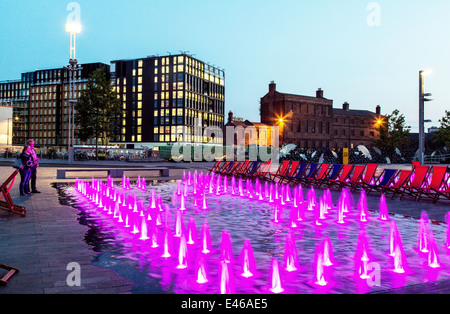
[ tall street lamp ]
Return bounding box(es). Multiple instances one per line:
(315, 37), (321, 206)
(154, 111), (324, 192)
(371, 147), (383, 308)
(419, 70), (433, 165)
(65, 3), (82, 164)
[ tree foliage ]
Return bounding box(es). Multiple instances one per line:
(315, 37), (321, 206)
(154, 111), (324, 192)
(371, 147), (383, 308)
(433, 110), (450, 147)
(374, 109), (411, 151)
(74, 68), (121, 158)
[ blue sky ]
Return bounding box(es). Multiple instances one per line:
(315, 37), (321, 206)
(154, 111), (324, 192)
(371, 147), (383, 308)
(1, 0), (449, 132)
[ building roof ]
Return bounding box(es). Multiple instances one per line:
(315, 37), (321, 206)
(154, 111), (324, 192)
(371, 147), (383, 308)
(333, 108), (379, 117)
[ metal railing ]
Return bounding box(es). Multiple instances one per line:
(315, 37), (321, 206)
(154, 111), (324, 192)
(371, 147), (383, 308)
(424, 153), (450, 164)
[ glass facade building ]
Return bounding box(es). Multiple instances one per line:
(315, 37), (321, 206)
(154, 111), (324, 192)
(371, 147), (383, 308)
(111, 54), (225, 148)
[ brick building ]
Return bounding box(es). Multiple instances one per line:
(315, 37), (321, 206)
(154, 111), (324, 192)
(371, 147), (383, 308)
(260, 82), (383, 149)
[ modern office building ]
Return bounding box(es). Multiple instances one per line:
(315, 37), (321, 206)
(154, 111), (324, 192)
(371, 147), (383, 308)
(260, 82), (383, 149)
(0, 63), (110, 147)
(111, 53), (225, 149)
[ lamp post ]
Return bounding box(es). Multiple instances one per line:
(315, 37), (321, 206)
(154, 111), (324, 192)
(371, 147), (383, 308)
(65, 5), (82, 164)
(419, 70), (433, 165)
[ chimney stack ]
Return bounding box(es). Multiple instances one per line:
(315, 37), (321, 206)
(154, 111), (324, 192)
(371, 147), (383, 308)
(343, 102), (350, 111)
(269, 81), (276, 93)
(228, 111), (233, 123)
(316, 88), (324, 98)
(376, 105), (381, 115)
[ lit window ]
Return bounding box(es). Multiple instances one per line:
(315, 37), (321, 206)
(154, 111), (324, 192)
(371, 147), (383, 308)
(138, 60), (143, 68)
(137, 135), (142, 142)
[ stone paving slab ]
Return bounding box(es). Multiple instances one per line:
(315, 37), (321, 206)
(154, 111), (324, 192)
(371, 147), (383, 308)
(0, 163), (449, 294)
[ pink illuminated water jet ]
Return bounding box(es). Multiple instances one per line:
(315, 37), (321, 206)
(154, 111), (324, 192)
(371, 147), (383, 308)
(379, 194), (389, 221)
(357, 189), (369, 223)
(201, 220), (212, 254)
(268, 258), (284, 294)
(187, 217), (197, 245)
(196, 254), (209, 284)
(239, 239), (256, 278)
(220, 230), (234, 263)
(176, 234), (188, 269)
(219, 261), (235, 294)
(284, 232), (300, 272)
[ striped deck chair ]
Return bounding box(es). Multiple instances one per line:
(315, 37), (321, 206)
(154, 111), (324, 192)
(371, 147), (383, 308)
(285, 163), (309, 185)
(278, 161), (300, 184)
(416, 166), (448, 202)
(240, 161), (261, 179)
(332, 165), (365, 191)
(293, 163), (319, 186)
(304, 164), (331, 188)
(314, 164), (342, 189)
(231, 160), (249, 177)
(269, 160), (291, 182)
(218, 161), (235, 175)
(252, 160), (272, 181)
(363, 168), (399, 196)
(349, 163), (378, 192)
(223, 161), (243, 177)
(397, 165), (430, 200)
(326, 164), (355, 191)
(385, 169), (412, 199)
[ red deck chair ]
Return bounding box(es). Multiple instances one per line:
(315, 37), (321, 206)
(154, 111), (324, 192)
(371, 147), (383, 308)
(223, 162), (243, 177)
(231, 160), (249, 177)
(416, 166), (448, 202)
(338, 165), (366, 191)
(397, 165), (430, 200)
(217, 161), (233, 175)
(314, 164), (342, 189)
(0, 170), (26, 217)
(363, 168), (399, 196)
(434, 178), (450, 203)
(304, 164), (331, 188)
(325, 164), (355, 190)
(278, 161), (300, 184)
(385, 169), (412, 199)
(252, 160), (272, 181)
(349, 163), (378, 192)
(240, 161), (261, 179)
(269, 160), (291, 182)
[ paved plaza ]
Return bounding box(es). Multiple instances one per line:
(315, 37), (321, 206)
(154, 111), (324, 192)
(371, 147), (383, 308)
(0, 159), (449, 294)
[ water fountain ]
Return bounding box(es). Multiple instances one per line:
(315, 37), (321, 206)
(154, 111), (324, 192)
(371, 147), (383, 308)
(70, 171), (450, 295)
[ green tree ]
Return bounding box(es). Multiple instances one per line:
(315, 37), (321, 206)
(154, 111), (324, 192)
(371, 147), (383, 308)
(74, 68), (121, 160)
(374, 109), (411, 151)
(433, 110), (450, 147)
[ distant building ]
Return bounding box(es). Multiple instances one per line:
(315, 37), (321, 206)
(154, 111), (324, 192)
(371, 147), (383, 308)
(223, 111), (273, 147)
(260, 82), (383, 148)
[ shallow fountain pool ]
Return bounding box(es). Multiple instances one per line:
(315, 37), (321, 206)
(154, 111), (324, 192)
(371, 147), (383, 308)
(57, 171), (450, 294)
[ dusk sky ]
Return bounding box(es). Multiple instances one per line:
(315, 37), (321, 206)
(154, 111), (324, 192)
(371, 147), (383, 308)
(1, 0), (449, 132)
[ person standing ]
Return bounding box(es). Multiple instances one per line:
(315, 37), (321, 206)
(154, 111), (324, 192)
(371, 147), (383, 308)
(27, 139), (41, 194)
(19, 145), (33, 196)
